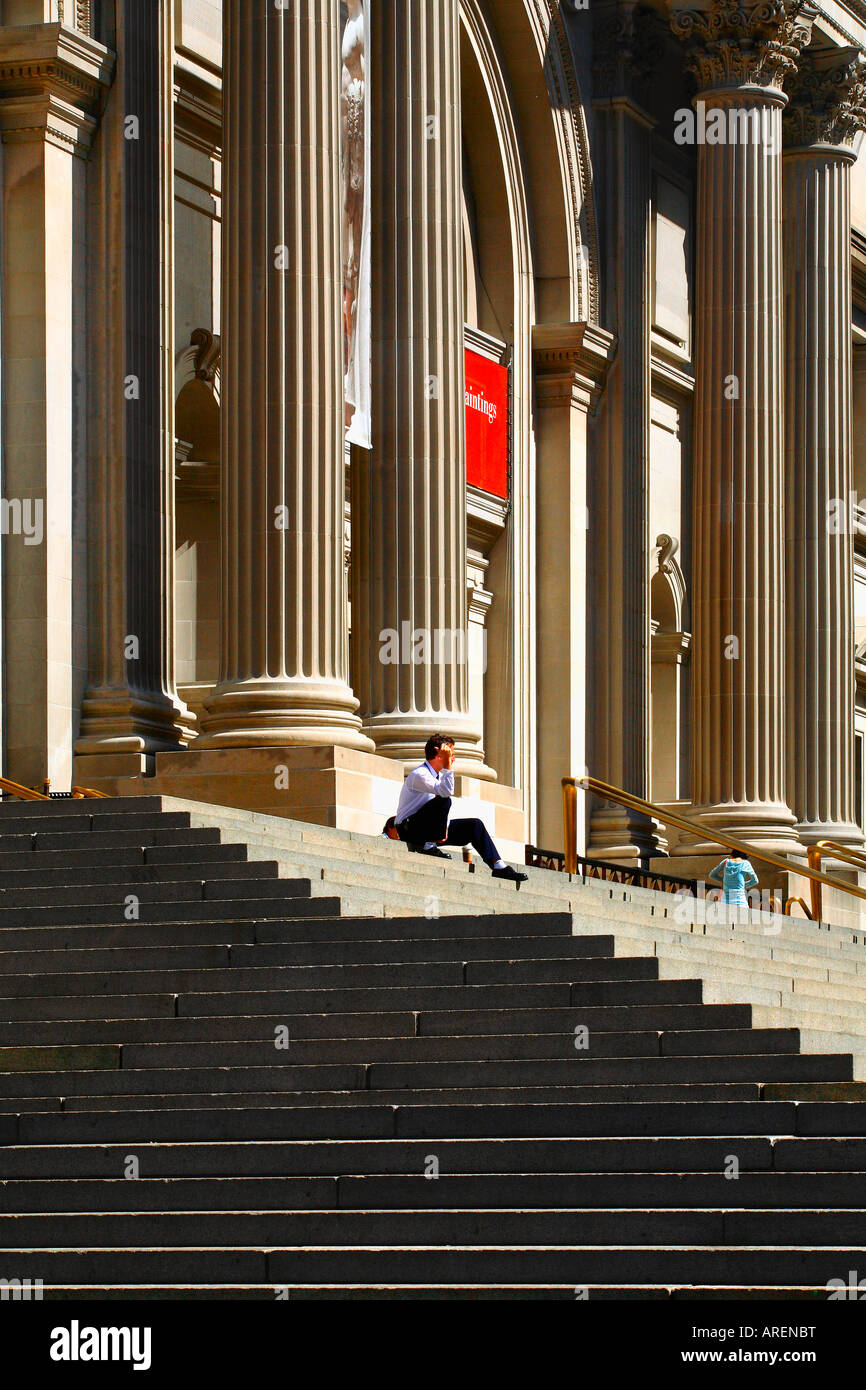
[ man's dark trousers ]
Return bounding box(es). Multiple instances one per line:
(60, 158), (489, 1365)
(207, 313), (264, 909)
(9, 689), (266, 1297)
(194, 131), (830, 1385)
(396, 796), (500, 865)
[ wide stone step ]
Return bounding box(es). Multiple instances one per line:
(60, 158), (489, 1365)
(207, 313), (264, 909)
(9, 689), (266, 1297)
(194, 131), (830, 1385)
(5, 1124), (866, 1165)
(0, 1244), (860, 1284)
(81, 1028), (793, 1071)
(0, 956), (657, 994)
(0, 861), (277, 893)
(171, 980), (709, 1019)
(45, 1082), (768, 1111)
(21, 1167), (850, 1214)
(0, 909), (569, 941)
(0, 810), (195, 838)
(0, 940), (632, 979)
(3, 1117), (861, 1162)
(0, 843), (250, 874)
(0, 797), (167, 820)
(0, 896), (340, 931)
(338, 1169), (866, 1208)
(2, 1206), (864, 1248)
(0, 828), (230, 854)
(0, 876), (310, 912)
(0, 1054), (843, 1099)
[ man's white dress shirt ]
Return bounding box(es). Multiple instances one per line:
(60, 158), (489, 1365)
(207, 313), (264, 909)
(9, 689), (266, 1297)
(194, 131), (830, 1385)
(395, 762), (454, 825)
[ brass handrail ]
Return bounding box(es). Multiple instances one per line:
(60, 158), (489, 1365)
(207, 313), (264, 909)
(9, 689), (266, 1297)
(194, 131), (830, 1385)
(806, 841), (866, 921)
(0, 777), (109, 803)
(0, 777), (50, 802)
(564, 776), (866, 921)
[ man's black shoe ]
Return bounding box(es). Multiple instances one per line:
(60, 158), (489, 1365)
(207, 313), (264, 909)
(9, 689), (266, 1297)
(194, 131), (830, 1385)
(408, 844), (452, 859)
(491, 864), (528, 883)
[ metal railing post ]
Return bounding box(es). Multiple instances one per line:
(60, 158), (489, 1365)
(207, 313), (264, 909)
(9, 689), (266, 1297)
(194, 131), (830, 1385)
(562, 777), (578, 876)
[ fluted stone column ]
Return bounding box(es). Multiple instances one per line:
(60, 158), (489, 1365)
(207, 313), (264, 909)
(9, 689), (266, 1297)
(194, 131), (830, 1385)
(588, 2), (664, 860)
(71, 0), (192, 779)
(783, 49), (866, 845)
(668, 0), (815, 852)
(198, 0), (370, 750)
(351, 0), (488, 775)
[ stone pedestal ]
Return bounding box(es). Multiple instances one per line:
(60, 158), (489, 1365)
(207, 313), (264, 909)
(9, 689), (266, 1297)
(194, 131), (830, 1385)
(88, 744), (526, 860)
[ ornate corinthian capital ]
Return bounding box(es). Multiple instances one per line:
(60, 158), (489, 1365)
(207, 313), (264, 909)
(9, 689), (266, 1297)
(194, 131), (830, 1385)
(668, 0), (817, 93)
(783, 47), (866, 148)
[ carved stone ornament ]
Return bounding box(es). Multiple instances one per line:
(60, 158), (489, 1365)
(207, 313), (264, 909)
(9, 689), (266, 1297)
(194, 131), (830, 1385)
(668, 0), (817, 94)
(593, 4), (664, 98)
(783, 47), (866, 149)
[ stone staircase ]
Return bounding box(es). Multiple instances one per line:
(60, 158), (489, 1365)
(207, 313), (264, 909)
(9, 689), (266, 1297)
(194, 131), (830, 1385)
(0, 795), (864, 1297)
(149, 796), (866, 1075)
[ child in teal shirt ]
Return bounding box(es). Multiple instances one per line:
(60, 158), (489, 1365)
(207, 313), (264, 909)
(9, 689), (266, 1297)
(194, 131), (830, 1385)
(707, 851), (759, 905)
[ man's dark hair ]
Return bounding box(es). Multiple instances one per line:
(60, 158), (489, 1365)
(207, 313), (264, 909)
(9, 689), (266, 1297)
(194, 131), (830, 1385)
(425, 734), (455, 762)
(382, 815), (396, 834)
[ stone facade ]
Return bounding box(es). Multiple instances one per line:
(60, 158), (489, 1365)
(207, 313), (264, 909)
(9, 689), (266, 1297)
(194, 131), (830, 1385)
(0, 0), (865, 872)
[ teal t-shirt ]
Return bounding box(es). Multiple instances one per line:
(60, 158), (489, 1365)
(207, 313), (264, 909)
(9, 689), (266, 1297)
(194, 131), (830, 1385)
(709, 857), (758, 904)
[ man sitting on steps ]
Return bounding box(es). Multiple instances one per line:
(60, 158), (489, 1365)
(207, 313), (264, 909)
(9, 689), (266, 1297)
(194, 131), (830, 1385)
(382, 733), (528, 882)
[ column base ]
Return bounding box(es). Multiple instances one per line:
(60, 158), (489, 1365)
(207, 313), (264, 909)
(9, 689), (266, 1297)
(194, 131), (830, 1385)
(75, 687), (193, 757)
(794, 819), (865, 849)
(587, 805), (668, 861)
(196, 677), (375, 754)
(362, 711), (496, 781)
(671, 801), (800, 857)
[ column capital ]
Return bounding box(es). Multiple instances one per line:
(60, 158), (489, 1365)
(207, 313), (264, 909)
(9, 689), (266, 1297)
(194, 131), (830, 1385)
(668, 0), (816, 95)
(0, 20), (113, 155)
(783, 46), (866, 151)
(532, 322), (617, 412)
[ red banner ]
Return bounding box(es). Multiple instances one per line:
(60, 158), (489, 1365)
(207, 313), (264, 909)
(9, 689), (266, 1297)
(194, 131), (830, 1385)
(465, 349), (508, 499)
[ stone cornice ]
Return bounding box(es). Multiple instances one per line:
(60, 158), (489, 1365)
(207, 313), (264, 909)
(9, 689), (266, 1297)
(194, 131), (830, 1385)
(668, 0), (817, 94)
(0, 22), (113, 111)
(532, 322), (617, 412)
(174, 57), (221, 153)
(783, 44), (866, 147)
(467, 485), (508, 553)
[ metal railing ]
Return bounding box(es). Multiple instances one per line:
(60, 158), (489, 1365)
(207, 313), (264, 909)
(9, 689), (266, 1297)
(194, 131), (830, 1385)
(565, 776), (866, 921)
(525, 843), (699, 896)
(0, 777), (108, 803)
(807, 842), (866, 922)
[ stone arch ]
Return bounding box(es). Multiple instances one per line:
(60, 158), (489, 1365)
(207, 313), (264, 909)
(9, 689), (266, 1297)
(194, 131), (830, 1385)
(459, 0), (540, 812)
(476, 0), (600, 325)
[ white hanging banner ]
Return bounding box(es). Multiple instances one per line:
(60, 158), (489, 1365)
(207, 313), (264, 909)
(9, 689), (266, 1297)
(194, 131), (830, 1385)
(341, 0), (371, 449)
